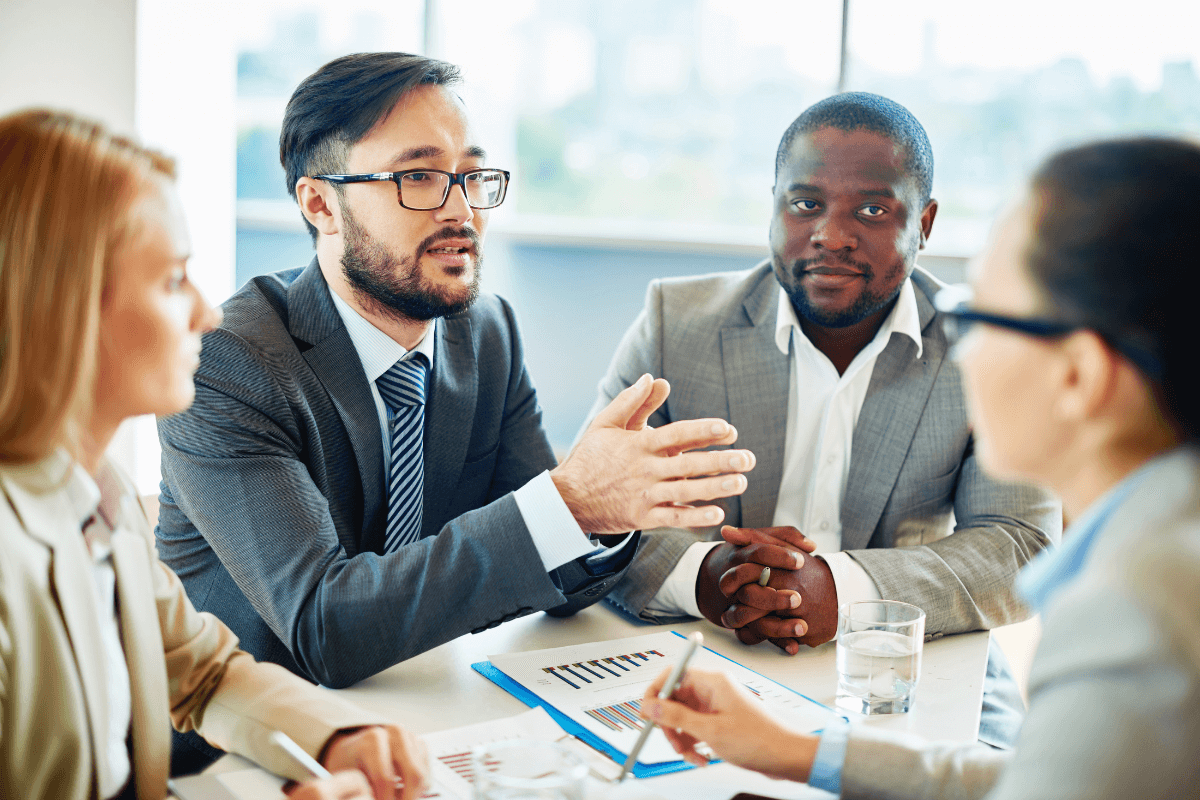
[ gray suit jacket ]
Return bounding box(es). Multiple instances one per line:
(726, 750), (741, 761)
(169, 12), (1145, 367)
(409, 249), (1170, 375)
(598, 263), (1060, 636)
(839, 446), (1200, 799)
(156, 260), (635, 689)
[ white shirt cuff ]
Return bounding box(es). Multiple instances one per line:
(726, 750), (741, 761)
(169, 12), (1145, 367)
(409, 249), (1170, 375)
(513, 471), (596, 572)
(644, 540), (723, 619)
(820, 551), (882, 606)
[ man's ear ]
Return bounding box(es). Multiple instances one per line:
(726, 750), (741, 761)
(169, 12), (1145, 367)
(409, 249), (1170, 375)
(918, 198), (938, 250)
(296, 177), (340, 236)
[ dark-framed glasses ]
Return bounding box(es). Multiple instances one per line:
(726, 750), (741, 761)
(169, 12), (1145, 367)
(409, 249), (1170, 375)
(313, 168), (510, 211)
(934, 285), (1163, 380)
(933, 285), (1078, 345)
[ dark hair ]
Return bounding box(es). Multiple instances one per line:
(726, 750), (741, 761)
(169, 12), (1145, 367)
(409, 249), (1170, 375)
(775, 92), (934, 207)
(1028, 137), (1200, 440)
(280, 52), (461, 242)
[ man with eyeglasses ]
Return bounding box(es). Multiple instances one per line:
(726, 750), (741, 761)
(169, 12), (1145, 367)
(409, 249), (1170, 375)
(154, 52), (756, 770)
(590, 92), (1061, 755)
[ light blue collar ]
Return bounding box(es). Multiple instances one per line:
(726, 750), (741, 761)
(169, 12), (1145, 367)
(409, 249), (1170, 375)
(1018, 457), (1163, 613)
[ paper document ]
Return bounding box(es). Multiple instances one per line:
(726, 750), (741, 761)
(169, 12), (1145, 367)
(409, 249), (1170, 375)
(487, 631), (843, 766)
(172, 707), (600, 800)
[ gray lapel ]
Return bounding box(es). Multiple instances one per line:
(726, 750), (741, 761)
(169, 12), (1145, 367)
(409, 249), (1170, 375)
(720, 271), (788, 528)
(286, 259), (386, 553)
(420, 313), (478, 537)
(840, 273), (946, 550)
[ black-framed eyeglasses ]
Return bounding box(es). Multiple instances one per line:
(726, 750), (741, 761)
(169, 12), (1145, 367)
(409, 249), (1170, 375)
(934, 286), (1164, 380)
(313, 168), (510, 211)
(934, 285), (1078, 344)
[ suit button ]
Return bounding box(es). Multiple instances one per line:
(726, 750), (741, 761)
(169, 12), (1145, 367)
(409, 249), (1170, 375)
(470, 626), (486, 634)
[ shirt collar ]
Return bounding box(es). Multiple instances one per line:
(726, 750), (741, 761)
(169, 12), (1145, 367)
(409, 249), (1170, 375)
(774, 272), (924, 360)
(329, 286), (437, 383)
(63, 458), (102, 528)
(1018, 453), (1169, 613)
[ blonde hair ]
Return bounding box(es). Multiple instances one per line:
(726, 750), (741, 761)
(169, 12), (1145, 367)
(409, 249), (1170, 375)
(0, 110), (176, 464)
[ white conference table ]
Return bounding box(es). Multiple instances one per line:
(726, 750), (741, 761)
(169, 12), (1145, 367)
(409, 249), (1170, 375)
(214, 606), (990, 799)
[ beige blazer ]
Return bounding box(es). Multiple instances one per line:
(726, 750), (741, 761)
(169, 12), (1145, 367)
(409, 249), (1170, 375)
(0, 452), (389, 800)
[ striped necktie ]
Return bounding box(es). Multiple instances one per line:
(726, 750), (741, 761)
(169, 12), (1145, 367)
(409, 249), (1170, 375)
(376, 353), (429, 552)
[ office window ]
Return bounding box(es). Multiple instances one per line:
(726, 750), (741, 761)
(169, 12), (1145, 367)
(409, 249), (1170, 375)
(843, 0), (1200, 254)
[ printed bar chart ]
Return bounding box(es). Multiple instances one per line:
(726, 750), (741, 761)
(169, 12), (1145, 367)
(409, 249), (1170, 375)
(541, 650), (666, 689)
(583, 698), (645, 732)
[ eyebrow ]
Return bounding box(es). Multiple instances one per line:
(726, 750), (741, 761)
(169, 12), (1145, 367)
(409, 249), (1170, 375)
(386, 144), (488, 168)
(784, 183), (896, 200)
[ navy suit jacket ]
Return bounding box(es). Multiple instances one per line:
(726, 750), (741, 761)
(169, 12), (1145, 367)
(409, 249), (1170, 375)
(156, 259), (634, 688)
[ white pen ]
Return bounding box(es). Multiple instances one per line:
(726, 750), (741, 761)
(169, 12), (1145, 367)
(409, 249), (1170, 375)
(617, 631), (704, 783)
(270, 730), (333, 780)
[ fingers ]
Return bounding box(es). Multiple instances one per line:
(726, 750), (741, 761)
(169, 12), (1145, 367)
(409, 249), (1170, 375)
(721, 525), (817, 553)
(390, 727), (430, 800)
(591, 373), (656, 430)
(745, 615), (809, 640)
(716, 554), (803, 597)
(720, 602), (770, 629)
(767, 636), (802, 656)
(289, 771), (372, 800)
(648, 418), (739, 455)
(639, 503), (726, 530)
(731, 583), (802, 612)
(626, 378), (670, 431)
(736, 626), (769, 646)
(646, 472), (750, 509)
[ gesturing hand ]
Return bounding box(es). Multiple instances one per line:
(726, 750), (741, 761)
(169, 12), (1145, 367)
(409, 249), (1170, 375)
(639, 667), (819, 782)
(552, 374), (757, 533)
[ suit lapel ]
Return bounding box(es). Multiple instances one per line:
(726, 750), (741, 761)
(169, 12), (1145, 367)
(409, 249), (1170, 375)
(287, 259), (386, 553)
(110, 501), (171, 799)
(840, 274), (945, 550)
(720, 270), (788, 528)
(420, 313), (478, 536)
(1, 458), (112, 792)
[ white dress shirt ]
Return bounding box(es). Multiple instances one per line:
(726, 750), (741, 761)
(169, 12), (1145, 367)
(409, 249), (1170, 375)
(647, 276), (924, 618)
(64, 461), (133, 800)
(329, 289), (593, 571)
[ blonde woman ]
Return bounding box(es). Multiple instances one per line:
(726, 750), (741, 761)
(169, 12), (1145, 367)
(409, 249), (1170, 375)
(641, 137), (1200, 799)
(0, 110), (429, 800)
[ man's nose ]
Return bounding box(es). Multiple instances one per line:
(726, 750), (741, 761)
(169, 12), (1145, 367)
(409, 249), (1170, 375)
(810, 214), (856, 251)
(435, 182), (474, 224)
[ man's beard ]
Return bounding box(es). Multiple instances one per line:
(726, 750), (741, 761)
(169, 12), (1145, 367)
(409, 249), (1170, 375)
(340, 204), (482, 323)
(779, 249), (912, 329)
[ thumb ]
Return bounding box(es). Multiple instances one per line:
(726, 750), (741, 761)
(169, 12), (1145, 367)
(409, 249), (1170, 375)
(592, 374), (653, 430)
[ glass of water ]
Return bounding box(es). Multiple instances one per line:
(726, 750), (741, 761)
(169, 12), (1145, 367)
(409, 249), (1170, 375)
(472, 740), (587, 800)
(835, 600), (926, 715)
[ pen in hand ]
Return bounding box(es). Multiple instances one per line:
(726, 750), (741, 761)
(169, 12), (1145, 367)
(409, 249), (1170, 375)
(617, 631), (704, 783)
(270, 730), (334, 780)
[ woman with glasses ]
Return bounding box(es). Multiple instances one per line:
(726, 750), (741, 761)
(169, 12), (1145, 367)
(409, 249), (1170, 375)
(0, 110), (429, 800)
(638, 137), (1200, 799)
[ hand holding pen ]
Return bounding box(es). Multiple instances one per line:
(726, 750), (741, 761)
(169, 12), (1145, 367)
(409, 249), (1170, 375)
(618, 632), (704, 782)
(636, 667), (819, 783)
(272, 729), (429, 800)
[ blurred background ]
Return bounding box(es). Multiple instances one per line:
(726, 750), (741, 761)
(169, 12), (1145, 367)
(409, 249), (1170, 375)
(4, 0), (1200, 489)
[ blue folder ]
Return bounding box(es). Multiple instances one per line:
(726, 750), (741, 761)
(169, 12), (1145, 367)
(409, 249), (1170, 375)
(471, 630), (844, 779)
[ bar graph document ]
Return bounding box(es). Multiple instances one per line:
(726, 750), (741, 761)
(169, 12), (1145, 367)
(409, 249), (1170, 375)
(480, 631), (843, 769)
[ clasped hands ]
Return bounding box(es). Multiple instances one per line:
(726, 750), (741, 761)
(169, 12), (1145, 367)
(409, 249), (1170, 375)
(696, 525), (839, 654)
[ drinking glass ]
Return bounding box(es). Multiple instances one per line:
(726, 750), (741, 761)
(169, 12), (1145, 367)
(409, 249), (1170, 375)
(835, 600), (926, 715)
(472, 740), (587, 800)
